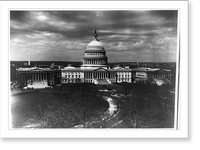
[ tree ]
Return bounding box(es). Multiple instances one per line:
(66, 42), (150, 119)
(18, 81), (25, 93)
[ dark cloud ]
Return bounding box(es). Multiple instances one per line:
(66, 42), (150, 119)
(150, 10), (178, 20)
(10, 10), (178, 62)
(10, 11), (26, 21)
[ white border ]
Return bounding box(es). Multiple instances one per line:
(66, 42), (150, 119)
(0, 1), (188, 138)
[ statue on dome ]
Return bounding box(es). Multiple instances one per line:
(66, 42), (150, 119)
(93, 29), (99, 41)
(94, 29), (97, 34)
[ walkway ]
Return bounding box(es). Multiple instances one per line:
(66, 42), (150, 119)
(75, 93), (132, 128)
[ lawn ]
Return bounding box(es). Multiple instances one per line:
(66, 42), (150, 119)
(116, 83), (176, 128)
(11, 82), (176, 128)
(11, 84), (109, 128)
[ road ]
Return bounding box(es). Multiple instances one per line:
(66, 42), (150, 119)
(83, 93), (132, 128)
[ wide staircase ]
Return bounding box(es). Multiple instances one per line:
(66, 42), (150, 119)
(97, 79), (111, 85)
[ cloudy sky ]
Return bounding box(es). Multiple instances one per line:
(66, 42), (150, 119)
(10, 10), (178, 62)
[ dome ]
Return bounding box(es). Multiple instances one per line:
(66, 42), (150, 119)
(82, 29), (108, 67)
(63, 66), (77, 70)
(63, 64), (77, 70)
(86, 40), (105, 51)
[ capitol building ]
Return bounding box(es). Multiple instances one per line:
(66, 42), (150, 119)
(62, 30), (132, 85)
(16, 30), (172, 88)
